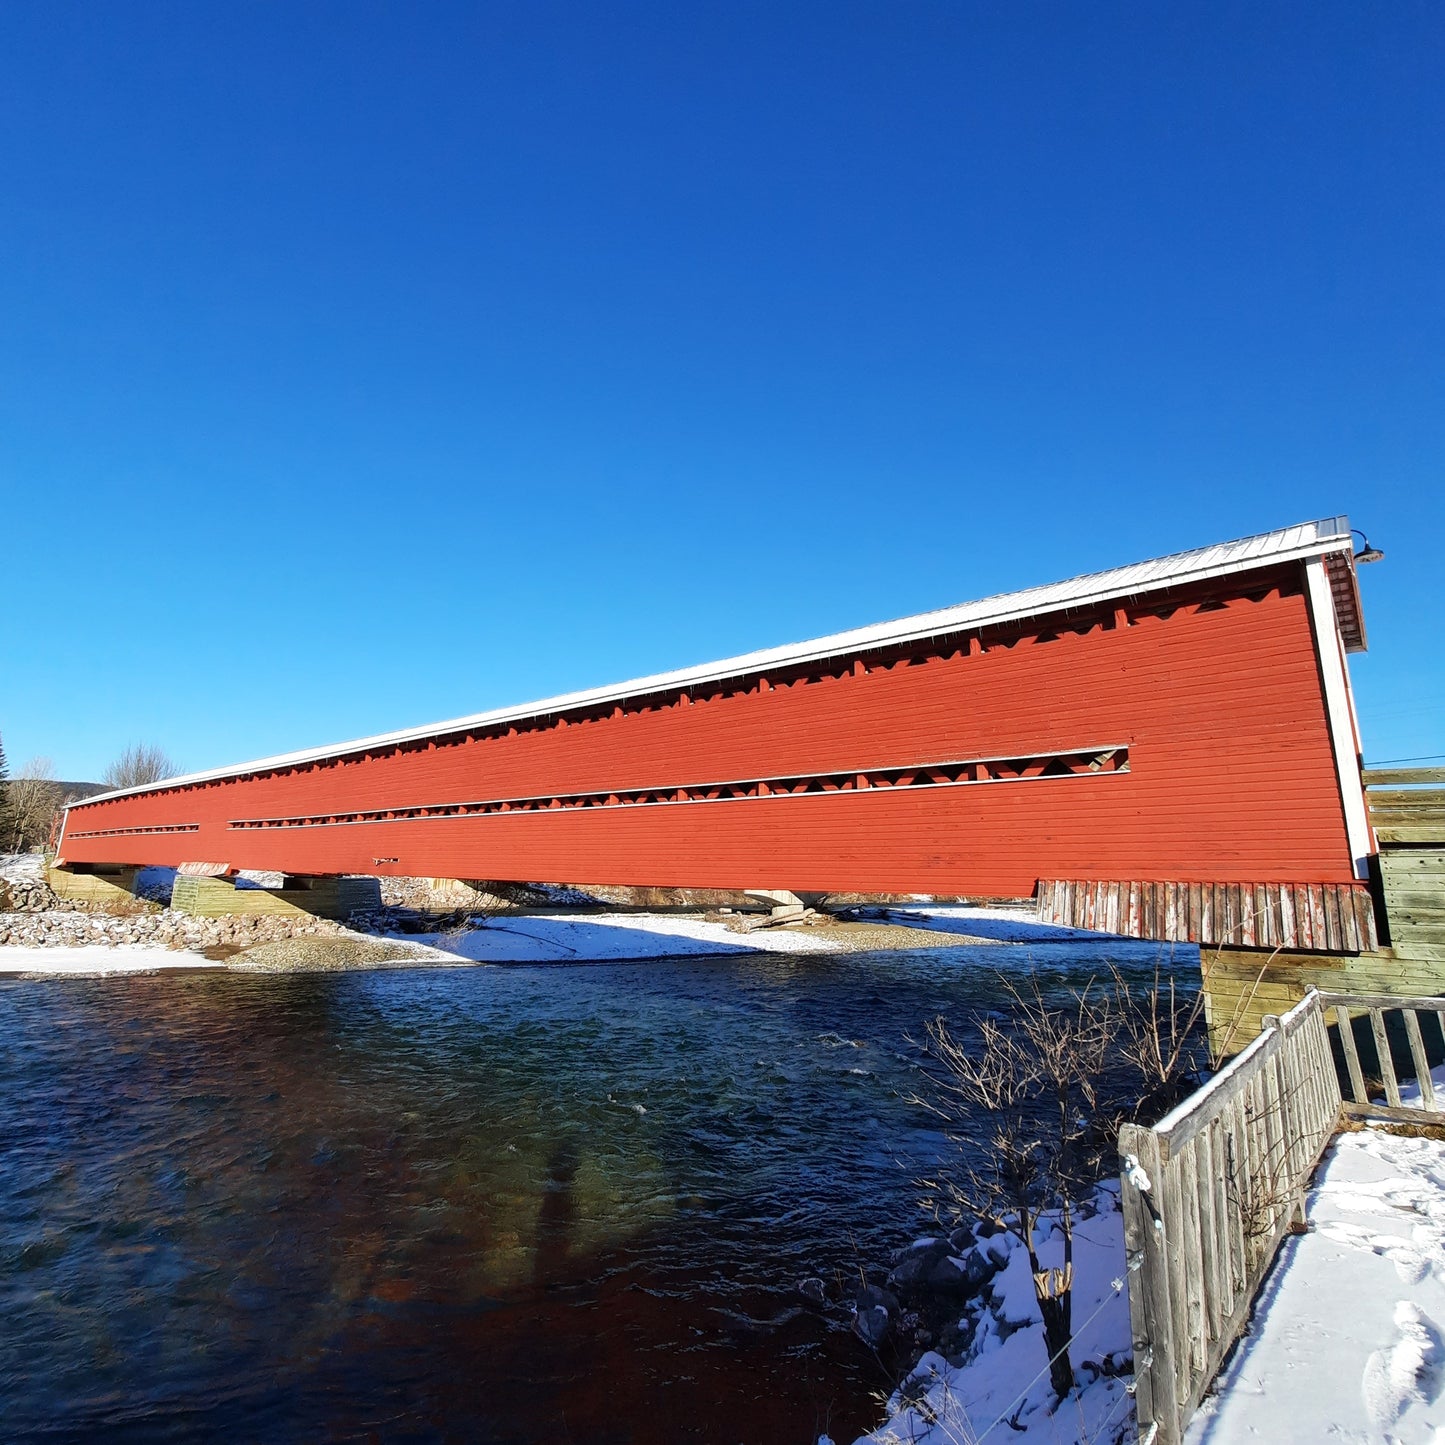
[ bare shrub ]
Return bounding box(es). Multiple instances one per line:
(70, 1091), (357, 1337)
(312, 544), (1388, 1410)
(7, 758), (63, 853)
(1110, 961), (1208, 1114)
(910, 967), (1206, 1401)
(102, 743), (178, 790)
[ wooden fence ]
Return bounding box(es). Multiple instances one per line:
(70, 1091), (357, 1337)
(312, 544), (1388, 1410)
(1119, 988), (1445, 1444)
(1118, 992), (1341, 1445)
(1322, 990), (1445, 1123)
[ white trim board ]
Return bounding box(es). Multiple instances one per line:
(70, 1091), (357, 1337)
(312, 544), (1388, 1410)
(1305, 556), (1373, 878)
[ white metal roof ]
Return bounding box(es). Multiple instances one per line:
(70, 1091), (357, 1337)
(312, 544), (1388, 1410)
(73, 516), (1359, 806)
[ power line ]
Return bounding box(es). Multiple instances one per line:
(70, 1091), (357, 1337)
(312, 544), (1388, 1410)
(1366, 753), (1445, 765)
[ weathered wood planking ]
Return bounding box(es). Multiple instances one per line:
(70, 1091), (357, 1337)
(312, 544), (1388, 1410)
(1120, 991), (1344, 1445)
(1037, 878), (1377, 952)
(1363, 767), (1445, 787)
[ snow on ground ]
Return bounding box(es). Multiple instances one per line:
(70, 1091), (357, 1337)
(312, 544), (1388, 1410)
(405, 910), (837, 962)
(878, 903), (1177, 955)
(0, 944), (224, 975)
(0, 911), (836, 970)
(1187, 1113), (1445, 1445)
(0, 852), (45, 883)
(849, 1186), (1136, 1445)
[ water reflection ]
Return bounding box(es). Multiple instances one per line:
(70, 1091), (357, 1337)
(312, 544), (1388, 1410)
(0, 941), (1188, 1443)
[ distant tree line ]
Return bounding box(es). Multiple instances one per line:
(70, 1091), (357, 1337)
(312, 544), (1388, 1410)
(0, 732), (177, 854)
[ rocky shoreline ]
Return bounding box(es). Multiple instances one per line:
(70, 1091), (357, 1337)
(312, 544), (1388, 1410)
(0, 855), (1010, 965)
(830, 1190), (1125, 1375)
(840, 1187), (1134, 1445)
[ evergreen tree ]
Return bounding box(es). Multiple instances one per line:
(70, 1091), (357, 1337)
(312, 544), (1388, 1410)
(0, 730), (11, 853)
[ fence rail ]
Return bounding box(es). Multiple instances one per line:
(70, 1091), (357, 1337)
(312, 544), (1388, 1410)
(1319, 991), (1445, 1123)
(1120, 987), (1445, 1444)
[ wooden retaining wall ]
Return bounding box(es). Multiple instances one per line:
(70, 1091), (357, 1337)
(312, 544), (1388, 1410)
(1201, 945), (1445, 1060)
(1367, 767), (1445, 966)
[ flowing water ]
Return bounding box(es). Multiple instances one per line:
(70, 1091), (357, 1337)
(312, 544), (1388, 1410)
(0, 937), (1185, 1443)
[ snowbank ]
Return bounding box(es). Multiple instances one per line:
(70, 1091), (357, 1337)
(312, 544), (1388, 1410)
(404, 910), (836, 962)
(0, 944), (224, 975)
(851, 1186), (1136, 1445)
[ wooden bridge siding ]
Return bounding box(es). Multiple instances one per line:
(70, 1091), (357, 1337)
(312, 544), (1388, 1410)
(60, 578), (1356, 893)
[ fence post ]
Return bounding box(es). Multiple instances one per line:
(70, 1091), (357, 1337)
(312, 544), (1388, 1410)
(1120, 1123), (1182, 1445)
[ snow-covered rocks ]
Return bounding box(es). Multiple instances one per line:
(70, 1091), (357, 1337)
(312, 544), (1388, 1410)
(0, 905), (348, 954)
(857, 1188), (1135, 1445)
(887, 1233), (999, 1299)
(0, 854), (64, 912)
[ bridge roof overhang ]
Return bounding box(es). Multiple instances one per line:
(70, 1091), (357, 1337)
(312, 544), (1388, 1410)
(77, 515), (1365, 805)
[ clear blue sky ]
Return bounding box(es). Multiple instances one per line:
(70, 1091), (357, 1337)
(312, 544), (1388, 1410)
(1, 2), (1440, 781)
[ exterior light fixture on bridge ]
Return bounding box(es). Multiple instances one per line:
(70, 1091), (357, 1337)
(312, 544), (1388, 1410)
(1351, 530), (1385, 564)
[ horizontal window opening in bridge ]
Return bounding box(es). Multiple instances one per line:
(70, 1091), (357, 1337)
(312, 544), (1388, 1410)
(63, 822), (202, 840)
(220, 746), (1130, 832)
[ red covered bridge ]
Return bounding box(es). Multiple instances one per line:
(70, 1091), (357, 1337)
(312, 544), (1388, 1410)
(58, 517), (1378, 951)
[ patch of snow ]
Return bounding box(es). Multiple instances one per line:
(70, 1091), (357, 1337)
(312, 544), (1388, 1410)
(0, 852), (46, 884)
(1186, 1126), (1445, 1444)
(402, 911), (836, 963)
(0, 944), (223, 975)
(1400, 1059), (1445, 1111)
(234, 869), (285, 889)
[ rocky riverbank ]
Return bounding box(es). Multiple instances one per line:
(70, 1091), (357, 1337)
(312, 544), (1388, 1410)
(0, 905), (354, 953)
(0, 853), (1020, 967)
(841, 1186), (1134, 1445)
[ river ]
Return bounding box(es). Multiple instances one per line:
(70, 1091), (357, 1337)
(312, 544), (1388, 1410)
(0, 936), (1185, 1443)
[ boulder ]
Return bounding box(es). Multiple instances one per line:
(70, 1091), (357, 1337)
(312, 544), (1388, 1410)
(856, 1283), (900, 1316)
(887, 1238), (951, 1293)
(853, 1303), (890, 1348)
(928, 1248), (1000, 1297)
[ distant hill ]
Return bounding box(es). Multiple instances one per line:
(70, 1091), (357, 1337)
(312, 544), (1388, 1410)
(55, 781), (109, 800)
(0, 779), (109, 801)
